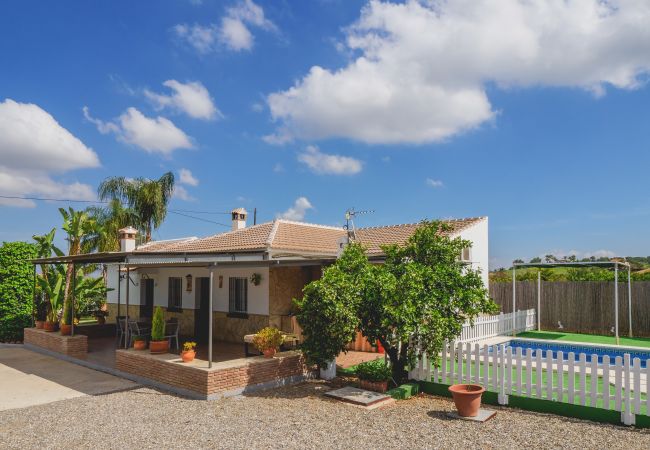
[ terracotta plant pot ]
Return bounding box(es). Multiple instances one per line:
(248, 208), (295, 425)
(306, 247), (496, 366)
(359, 379), (389, 393)
(181, 350), (196, 363)
(448, 384), (485, 417)
(96, 316), (106, 325)
(133, 340), (147, 351)
(60, 324), (72, 336)
(149, 340), (169, 354)
(43, 321), (57, 332)
(263, 348), (277, 358)
(35, 320), (45, 329)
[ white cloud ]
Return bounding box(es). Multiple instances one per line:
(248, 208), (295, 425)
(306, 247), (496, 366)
(426, 178), (443, 188)
(277, 197), (313, 221)
(84, 106), (193, 156)
(266, 0), (650, 145)
(297, 145), (362, 175)
(173, 23), (219, 54)
(144, 80), (221, 120)
(174, 0), (276, 53)
(179, 168), (199, 186)
(0, 99), (99, 208)
(173, 185), (196, 202)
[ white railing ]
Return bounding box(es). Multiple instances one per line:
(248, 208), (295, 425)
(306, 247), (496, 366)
(460, 309), (536, 342)
(409, 341), (650, 425)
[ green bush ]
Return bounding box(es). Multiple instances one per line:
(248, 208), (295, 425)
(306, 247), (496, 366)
(151, 306), (165, 341)
(356, 358), (392, 382)
(252, 327), (284, 352)
(0, 242), (38, 342)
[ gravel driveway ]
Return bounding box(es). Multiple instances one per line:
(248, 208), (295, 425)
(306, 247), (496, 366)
(1, 381), (649, 449)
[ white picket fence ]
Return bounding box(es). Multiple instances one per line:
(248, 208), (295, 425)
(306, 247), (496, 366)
(409, 341), (650, 425)
(460, 309), (536, 342)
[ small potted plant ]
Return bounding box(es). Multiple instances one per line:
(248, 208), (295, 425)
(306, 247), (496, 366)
(132, 336), (147, 351)
(35, 298), (47, 329)
(149, 306), (169, 354)
(181, 341), (197, 363)
(448, 384), (485, 417)
(95, 309), (108, 325)
(252, 327), (284, 358)
(356, 359), (392, 393)
(60, 303), (73, 336)
(250, 273), (262, 286)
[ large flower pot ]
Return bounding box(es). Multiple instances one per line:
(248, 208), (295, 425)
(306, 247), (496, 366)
(359, 379), (389, 393)
(60, 324), (72, 336)
(448, 384), (485, 417)
(35, 320), (45, 329)
(149, 340), (169, 354)
(44, 321), (58, 332)
(133, 340), (147, 351)
(263, 348), (277, 358)
(181, 350), (196, 363)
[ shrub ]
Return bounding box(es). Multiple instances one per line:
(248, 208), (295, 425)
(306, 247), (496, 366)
(252, 327), (284, 352)
(183, 341), (196, 352)
(0, 242), (38, 342)
(356, 358), (392, 382)
(151, 306), (165, 341)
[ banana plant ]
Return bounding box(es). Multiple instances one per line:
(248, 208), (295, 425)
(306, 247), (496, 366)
(37, 265), (65, 323)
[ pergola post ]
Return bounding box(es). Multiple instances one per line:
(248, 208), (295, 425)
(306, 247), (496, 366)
(71, 263), (75, 337)
(614, 263), (619, 345)
(628, 266), (632, 338)
(537, 270), (541, 331)
(32, 265), (37, 328)
(512, 263), (517, 336)
(208, 266), (214, 369)
(117, 264), (121, 319)
(125, 266), (130, 349)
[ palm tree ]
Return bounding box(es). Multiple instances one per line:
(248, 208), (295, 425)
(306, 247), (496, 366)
(97, 172), (175, 242)
(59, 207), (99, 325)
(86, 199), (138, 252)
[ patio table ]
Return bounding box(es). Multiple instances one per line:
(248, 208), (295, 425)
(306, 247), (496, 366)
(243, 333), (300, 357)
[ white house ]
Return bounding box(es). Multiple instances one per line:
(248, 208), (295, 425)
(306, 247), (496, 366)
(104, 210), (489, 343)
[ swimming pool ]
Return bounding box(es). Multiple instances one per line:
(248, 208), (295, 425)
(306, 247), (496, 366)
(495, 339), (650, 368)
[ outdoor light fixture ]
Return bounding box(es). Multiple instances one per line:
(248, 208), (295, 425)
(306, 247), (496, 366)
(186, 274), (193, 292)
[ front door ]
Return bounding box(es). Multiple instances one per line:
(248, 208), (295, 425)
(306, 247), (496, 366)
(139, 279), (154, 318)
(194, 277), (210, 344)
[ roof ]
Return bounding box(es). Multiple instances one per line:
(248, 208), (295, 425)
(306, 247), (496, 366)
(132, 217), (486, 257)
(355, 217), (484, 255)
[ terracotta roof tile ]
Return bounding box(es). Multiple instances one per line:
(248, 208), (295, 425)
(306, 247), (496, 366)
(271, 221), (346, 254)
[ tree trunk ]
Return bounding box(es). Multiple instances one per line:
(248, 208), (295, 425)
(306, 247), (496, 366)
(381, 338), (409, 384)
(62, 262), (74, 325)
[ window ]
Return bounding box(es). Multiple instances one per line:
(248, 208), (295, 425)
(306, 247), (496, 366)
(461, 247), (471, 262)
(229, 277), (248, 314)
(168, 277), (182, 310)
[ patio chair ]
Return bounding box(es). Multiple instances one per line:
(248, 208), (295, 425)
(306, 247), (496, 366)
(128, 319), (150, 347)
(115, 316), (127, 348)
(164, 319), (180, 350)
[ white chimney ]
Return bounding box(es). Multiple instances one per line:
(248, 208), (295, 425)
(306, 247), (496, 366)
(231, 208), (247, 231)
(118, 226), (138, 252)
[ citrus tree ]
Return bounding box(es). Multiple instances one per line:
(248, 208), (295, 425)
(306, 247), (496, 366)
(296, 221), (497, 383)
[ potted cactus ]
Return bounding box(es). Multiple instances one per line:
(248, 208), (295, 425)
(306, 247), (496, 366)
(149, 306), (169, 354)
(356, 359), (392, 393)
(252, 327), (284, 358)
(181, 341), (197, 363)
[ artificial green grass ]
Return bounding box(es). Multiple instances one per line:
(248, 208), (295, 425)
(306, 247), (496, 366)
(517, 330), (650, 348)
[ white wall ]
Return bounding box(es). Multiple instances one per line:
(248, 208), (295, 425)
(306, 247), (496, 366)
(457, 217), (489, 290)
(106, 265), (270, 315)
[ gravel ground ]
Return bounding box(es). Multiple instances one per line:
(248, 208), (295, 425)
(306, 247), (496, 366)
(1, 381), (650, 450)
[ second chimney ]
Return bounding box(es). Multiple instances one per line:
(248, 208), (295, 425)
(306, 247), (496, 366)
(231, 208), (247, 231)
(118, 226), (138, 252)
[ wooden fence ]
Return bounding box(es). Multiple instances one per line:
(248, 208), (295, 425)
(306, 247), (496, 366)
(490, 281), (650, 337)
(409, 341), (650, 425)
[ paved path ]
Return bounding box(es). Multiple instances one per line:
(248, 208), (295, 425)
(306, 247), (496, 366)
(0, 345), (138, 411)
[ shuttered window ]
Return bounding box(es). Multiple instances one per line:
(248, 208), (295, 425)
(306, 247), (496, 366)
(168, 277), (182, 309)
(229, 277), (248, 314)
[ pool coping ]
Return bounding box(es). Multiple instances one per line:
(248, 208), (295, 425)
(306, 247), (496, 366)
(493, 336), (650, 354)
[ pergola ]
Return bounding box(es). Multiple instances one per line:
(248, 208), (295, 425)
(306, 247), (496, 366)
(511, 260), (632, 345)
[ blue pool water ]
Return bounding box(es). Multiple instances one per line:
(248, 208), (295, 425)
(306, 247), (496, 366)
(495, 340), (650, 368)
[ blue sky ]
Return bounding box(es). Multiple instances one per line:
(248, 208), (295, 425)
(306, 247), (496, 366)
(1, 0), (649, 269)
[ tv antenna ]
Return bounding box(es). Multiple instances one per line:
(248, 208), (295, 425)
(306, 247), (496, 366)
(344, 208), (374, 241)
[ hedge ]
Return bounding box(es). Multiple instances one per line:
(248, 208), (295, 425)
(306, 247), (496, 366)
(0, 241), (37, 342)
